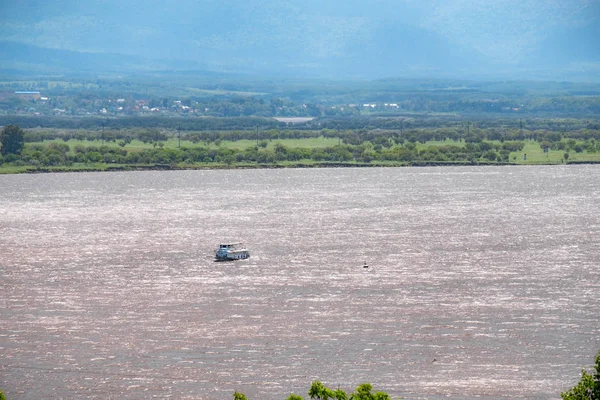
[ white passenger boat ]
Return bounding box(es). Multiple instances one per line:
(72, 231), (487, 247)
(215, 242), (250, 261)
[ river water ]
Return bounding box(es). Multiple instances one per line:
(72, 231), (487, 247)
(1, 166), (599, 400)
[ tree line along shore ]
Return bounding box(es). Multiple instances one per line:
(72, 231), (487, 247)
(2, 121), (600, 174)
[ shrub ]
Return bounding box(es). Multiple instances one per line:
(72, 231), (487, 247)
(561, 349), (600, 400)
(234, 381), (392, 400)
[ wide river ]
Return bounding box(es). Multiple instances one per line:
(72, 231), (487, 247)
(1, 166), (599, 400)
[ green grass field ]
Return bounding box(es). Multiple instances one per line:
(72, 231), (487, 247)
(511, 141), (600, 164)
(417, 139), (600, 164)
(30, 137), (342, 153)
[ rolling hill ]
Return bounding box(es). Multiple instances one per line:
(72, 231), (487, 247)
(0, 0), (598, 81)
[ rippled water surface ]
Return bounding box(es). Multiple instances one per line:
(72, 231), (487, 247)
(1, 166), (599, 399)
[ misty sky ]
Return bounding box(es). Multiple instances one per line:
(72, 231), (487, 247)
(1, 0), (599, 79)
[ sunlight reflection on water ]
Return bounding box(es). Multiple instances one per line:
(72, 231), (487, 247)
(1, 166), (599, 399)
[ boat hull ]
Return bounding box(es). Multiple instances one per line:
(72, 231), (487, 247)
(214, 243), (250, 261)
(215, 251), (250, 261)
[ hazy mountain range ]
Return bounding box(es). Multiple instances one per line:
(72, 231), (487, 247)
(1, 0), (599, 81)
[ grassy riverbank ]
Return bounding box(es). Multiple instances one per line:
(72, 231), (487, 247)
(2, 156), (598, 175)
(3, 129), (600, 174)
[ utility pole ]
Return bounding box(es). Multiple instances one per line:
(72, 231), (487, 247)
(520, 118), (523, 137)
(177, 126), (181, 148)
(101, 121), (104, 146)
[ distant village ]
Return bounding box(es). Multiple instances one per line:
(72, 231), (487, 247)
(0, 90), (407, 118)
(0, 90), (526, 119)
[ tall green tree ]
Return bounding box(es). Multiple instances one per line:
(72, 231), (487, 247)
(233, 391), (248, 400)
(350, 383), (374, 400)
(333, 388), (349, 400)
(349, 383), (391, 400)
(1, 125), (25, 156)
(309, 381), (333, 400)
(561, 349), (600, 400)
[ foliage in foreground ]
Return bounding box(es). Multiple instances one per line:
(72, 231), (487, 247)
(234, 381), (392, 400)
(561, 349), (600, 400)
(233, 350), (600, 400)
